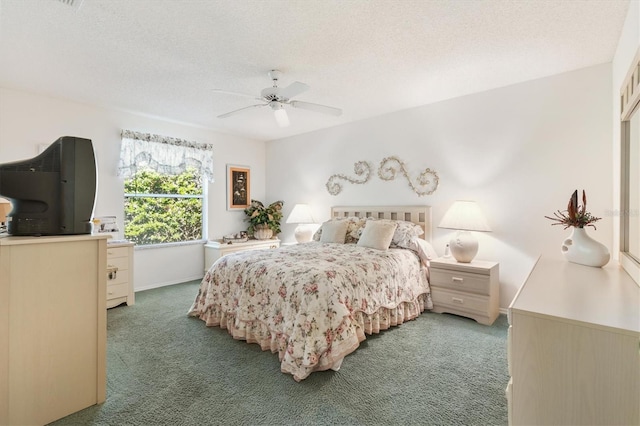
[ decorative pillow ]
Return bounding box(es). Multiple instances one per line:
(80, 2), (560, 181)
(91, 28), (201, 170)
(319, 220), (349, 243)
(345, 217), (368, 243)
(389, 220), (425, 248)
(313, 217), (367, 244)
(356, 220), (398, 250)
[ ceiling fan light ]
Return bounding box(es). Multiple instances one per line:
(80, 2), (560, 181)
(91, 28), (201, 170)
(274, 107), (289, 127)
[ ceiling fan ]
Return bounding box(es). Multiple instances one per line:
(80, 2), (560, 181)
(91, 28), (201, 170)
(213, 70), (342, 127)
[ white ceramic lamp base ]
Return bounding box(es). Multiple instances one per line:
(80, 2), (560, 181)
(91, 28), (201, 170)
(294, 224), (313, 243)
(449, 230), (478, 263)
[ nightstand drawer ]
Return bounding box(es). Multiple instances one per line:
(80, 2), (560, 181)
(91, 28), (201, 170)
(107, 282), (129, 300)
(107, 246), (129, 258)
(431, 288), (490, 315)
(107, 256), (129, 272)
(430, 269), (491, 295)
(107, 267), (128, 285)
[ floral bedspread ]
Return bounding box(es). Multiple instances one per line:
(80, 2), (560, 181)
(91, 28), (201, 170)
(188, 242), (431, 381)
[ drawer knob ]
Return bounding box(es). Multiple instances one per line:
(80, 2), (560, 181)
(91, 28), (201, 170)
(452, 297), (464, 304)
(452, 276), (464, 283)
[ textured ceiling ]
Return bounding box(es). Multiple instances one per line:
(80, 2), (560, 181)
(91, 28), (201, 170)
(0, 0), (630, 142)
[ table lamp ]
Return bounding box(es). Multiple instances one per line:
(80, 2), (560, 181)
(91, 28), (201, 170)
(438, 200), (491, 263)
(286, 204), (315, 243)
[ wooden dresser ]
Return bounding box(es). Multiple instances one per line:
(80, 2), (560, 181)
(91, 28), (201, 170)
(507, 256), (639, 425)
(0, 234), (107, 425)
(204, 238), (280, 273)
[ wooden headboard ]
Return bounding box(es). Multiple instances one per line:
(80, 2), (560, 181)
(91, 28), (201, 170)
(330, 205), (432, 241)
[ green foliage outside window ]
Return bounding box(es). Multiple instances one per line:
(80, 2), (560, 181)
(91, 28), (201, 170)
(124, 168), (203, 245)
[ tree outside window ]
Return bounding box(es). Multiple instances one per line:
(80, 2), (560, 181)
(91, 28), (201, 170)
(124, 168), (203, 245)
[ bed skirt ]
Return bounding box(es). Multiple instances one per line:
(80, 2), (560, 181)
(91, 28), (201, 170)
(190, 292), (431, 381)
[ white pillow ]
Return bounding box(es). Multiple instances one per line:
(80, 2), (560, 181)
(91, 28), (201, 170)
(319, 220), (349, 243)
(409, 237), (438, 263)
(357, 220), (398, 250)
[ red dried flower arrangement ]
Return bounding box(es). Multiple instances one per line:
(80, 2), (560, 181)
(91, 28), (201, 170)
(545, 190), (602, 230)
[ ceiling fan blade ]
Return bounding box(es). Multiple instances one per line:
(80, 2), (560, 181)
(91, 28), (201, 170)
(278, 81), (309, 100)
(217, 104), (266, 119)
(290, 100), (342, 117)
(212, 89), (262, 101)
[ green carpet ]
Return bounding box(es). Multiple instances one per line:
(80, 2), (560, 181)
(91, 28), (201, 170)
(50, 281), (509, 426)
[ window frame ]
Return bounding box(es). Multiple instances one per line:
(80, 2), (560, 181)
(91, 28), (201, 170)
(619, 46), (640, 286)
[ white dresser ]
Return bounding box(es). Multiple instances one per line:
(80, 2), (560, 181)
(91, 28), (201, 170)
(507, 256), (640, 425)
(0, 234), (107, 425)
(204, 238), (280, 273)
(106, 241), (135, 308)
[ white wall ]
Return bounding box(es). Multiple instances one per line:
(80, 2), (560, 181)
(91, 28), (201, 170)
(0, 87), (266, 290)
(267, 64), (613, 309)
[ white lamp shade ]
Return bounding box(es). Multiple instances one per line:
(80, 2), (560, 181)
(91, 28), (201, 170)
(286, 204), (315, 224)
(438, 200), (491, 232)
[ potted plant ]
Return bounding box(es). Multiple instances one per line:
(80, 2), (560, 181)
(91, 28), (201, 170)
(244, 199), (284, 239)
(545, 190), (609, 267)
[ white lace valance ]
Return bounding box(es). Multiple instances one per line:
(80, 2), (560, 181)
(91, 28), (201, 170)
(117, 130), (214, 182)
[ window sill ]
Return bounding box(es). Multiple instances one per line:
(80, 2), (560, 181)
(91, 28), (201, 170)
(134, 239), (207, 251)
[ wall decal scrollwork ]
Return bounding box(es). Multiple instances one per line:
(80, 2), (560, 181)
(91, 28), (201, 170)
(326, 156), (439, 196)
(378, 156), (439, 196)
(325, 161), (372, 195)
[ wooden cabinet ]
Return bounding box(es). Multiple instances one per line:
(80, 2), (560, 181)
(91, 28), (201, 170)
(0, 234), (107, 426)
(106, 241), (135, 308)
(507, 256), (640, 425)
(204, 239), (280, 272)
(429, 258), (499, 325)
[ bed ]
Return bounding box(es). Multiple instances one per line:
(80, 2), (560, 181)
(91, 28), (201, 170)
(188, 206), (435, 381)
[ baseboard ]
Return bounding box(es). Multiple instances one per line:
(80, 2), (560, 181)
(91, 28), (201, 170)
(135, 274), (204, 293)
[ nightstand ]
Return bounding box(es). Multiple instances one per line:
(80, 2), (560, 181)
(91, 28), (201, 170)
(429, 257), (499, 325)
(106, 240), (135, 309)
(204, 238), (280, 272)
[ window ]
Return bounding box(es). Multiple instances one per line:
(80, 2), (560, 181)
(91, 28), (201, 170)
(620, 48), (640, 285)
(118, 130), (214, 246)
(124, 168), (204, 245)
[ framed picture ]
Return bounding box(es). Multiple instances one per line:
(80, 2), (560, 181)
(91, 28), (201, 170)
(226, 164), (250, 210)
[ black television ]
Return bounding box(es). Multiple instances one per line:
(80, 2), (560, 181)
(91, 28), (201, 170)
(0, 136), (97, 236)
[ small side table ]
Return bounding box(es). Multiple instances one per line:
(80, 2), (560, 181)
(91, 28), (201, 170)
(106, 240), (135, 309)
(429, 257), (499, 325)
(204, 238), (280, 273)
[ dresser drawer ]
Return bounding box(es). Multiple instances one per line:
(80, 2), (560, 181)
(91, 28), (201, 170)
(431, 288), (490, 315)
(107, 256), (129, 272)
(107, 267), (128, 285)
(430, 268), (491, 295)
(107, 282), (129, 300)
(107, 246), (129, 258)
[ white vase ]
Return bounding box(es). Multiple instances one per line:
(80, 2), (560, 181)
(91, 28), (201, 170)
(561, 227), (610, 268)
(254, 225), (273, 240)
